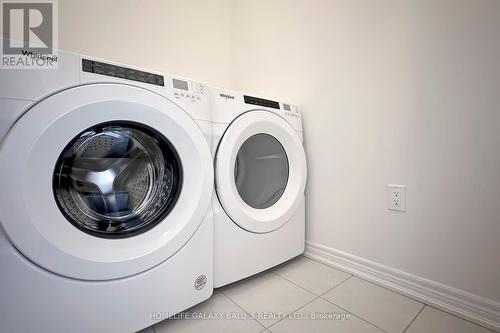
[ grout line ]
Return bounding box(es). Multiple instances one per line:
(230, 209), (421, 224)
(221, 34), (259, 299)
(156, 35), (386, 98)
(220, 270), (322, 330)
(270, 271), (320, 296)
(318, 275), (352, 297)
(422, 304), (498, 333)
(304, 248), (500, 332)
(305, 256), (495, 333)
(266, 276), (355, 331)
(304, 254), (430, 307)
(319, 297), (391, 333)
(402, 305), (426, 333)
(271, 265), (353, 297)
(221, 291), (267, 331)
(262, 269), (355, 329)
(321, 274), (353, 295)
(265, 294), (322, 330)
(219, 260), (428, 333)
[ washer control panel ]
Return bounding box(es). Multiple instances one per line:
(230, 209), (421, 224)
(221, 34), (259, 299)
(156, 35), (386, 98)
(173, 78), (205, 102)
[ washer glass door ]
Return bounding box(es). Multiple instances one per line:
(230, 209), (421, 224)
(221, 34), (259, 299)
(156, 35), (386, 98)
(0, 83), (213, 280)
(53, 122), (182, 238)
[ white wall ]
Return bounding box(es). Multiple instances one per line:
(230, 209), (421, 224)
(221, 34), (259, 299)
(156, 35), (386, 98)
(232, 0), (500, 303)
(59, 0), (500, 304)
(59, 0), (235, 88)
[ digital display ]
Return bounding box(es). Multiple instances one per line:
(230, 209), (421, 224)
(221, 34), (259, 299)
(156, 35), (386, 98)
(172, 78), (189, 91)
(243, 95), (280, 109)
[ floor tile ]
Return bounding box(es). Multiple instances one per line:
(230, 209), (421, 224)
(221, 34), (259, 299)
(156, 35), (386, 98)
(273, 256), (351, 295)
(154, 292), (263, 333)
(405, 306), (495, 333)
(222, 272), (317, 327)
(268, 298), (384, 333)
(322, 276), (423, 333)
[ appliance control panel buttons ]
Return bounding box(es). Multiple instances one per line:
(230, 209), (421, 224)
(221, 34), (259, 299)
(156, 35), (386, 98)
(281, 104), (300, 119)
(172, 79), (204, 102)
(190, 82), (205, 95)
(173, 90), (202, 102)
(284, 111), (300, 119)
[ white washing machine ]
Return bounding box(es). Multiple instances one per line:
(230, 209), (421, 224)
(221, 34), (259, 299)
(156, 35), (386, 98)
(210, 87), (307, 288)
(0, 49), (214, 333)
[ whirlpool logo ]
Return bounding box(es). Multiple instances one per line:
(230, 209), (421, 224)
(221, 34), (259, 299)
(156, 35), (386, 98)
(219, 93), (235, 100)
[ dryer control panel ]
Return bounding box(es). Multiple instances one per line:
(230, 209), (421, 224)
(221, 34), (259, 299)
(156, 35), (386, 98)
(281, 102), (301, 120)
(210, 87), (302, 131)
(242, 94), (301, 125)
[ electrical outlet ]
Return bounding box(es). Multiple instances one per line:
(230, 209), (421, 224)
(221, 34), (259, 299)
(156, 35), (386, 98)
(388, 185), (406, 211)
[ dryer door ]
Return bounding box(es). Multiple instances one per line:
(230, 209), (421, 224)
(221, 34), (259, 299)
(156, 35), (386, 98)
(0, 83), (213, 280)
(215, 111), (307, 233)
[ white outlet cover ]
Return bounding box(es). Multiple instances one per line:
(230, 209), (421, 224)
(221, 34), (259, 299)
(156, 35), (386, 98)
(388, 184), (406, 211)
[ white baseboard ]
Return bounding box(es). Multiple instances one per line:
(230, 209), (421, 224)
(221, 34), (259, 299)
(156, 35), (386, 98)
(304, 241), (500, 332)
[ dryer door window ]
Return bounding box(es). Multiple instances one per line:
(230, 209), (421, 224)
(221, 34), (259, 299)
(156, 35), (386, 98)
(234, 134), (289, 209)
(53, 122), (182, 238)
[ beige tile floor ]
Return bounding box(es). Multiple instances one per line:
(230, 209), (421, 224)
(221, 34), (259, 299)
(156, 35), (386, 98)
(140, 256), (496, 333)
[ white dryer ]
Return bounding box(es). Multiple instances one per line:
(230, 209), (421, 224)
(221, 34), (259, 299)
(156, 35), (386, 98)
(0, 49), (214, 333)
(210, 88), (307, 288)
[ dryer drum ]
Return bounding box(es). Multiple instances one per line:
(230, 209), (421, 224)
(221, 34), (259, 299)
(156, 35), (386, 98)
(53, 121), (182, 238)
